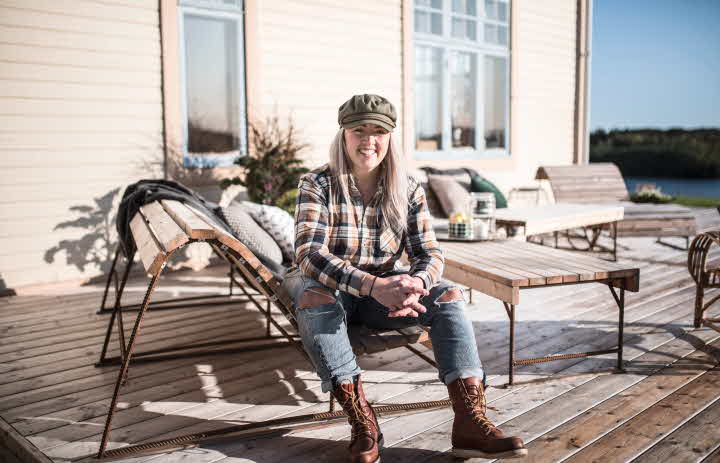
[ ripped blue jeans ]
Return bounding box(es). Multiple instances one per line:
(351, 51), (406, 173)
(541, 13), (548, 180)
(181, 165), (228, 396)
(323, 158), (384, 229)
(281, 268), (485, 393)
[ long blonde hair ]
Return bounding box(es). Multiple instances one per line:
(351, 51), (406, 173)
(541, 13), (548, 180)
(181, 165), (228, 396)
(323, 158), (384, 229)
(328, 129), (409, 234)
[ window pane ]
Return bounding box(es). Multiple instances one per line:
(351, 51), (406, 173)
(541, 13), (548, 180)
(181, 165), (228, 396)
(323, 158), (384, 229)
(417, 0), (442, 8)
(452, 17), (477, 40)
(450, 51), (476, 149)
(415, 10), (442, 34)
(497, 1), (508, 21)
(484, 0), (496, 19)
(467, 19), (477, 40)
(452, 17), (464, 38)
(484, 22), (497, 44)
(498, 25), (508, 45)
(453, 0), (476, 15)
(484, 56), (507, 149)
(415, 46), (443, 151)
(184, 13), (242, 166)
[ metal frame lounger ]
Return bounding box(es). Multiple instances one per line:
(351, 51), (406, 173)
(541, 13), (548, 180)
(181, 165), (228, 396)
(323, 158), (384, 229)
(94, 199), (450, 460)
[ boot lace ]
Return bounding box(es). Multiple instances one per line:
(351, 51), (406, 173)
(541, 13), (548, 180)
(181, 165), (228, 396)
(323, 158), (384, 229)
(339, 388), (376, 439)
(463, 383), (500, 436)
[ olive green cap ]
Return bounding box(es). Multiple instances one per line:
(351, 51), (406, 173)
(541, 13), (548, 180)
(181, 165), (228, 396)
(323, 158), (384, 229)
(338, 94), (397, 132)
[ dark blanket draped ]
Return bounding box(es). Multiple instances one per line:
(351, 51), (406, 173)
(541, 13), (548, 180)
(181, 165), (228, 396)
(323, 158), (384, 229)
(116, 179), (232, 258)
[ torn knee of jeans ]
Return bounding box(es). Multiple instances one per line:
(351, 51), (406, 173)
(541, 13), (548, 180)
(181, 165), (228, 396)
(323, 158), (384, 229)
(298, 288), (336, 309)
(437, 287), (464, 303)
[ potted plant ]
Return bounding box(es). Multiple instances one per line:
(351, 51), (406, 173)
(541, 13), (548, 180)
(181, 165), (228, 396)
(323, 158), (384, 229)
(221, 115), (310, 214)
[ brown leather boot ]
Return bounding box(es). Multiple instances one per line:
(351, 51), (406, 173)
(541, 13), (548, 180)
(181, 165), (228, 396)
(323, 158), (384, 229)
(332, 375), (383, 463)
(447, 377), (527, 459)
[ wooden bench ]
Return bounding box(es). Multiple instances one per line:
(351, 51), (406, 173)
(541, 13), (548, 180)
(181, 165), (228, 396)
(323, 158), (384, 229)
(688, 230), (720, 332)
(536, 163), (697, 248)
(95, 199), (445, 460)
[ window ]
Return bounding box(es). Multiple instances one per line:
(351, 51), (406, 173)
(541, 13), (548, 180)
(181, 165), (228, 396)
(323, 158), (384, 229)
(414, 0), (510, 159)
(179, 0), (246, 168)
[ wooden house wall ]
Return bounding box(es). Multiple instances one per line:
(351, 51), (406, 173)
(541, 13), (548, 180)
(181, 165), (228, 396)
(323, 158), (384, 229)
(0, 0), (163, 290)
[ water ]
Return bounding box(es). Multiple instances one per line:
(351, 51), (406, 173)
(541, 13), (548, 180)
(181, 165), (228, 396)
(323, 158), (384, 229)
(625, 177), (720, 199)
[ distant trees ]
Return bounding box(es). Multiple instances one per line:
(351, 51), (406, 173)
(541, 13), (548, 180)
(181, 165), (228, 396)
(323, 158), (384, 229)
(589, 128), (720, 178)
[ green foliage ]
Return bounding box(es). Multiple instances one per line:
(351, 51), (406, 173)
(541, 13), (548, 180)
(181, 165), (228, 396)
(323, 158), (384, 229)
(221, 116), (309, 214)
(276, 189), (299, 216)
(630, 188), (673, 204)
(672, 195), (720, 208)
(590, 128), (720, 178)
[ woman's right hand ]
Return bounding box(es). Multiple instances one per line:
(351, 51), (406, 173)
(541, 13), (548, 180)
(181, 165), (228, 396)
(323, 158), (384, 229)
(371, 275), (429, 317)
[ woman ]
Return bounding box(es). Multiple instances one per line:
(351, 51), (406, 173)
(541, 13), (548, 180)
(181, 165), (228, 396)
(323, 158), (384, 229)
(281, 94), (526, 462)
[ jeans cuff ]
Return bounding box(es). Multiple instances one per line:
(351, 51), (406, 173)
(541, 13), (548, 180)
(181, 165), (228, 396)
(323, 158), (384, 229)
(443, 368), (486, 388)
(321, 372), (361, 393)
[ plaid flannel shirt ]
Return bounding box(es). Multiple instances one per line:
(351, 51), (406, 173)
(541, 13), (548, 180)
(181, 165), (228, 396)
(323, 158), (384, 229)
(293, 165), (444, 296)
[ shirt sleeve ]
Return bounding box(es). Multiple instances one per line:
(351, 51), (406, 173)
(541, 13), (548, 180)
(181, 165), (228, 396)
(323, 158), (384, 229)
(294, 176), (375, 296)
(404, 183), (445, 289)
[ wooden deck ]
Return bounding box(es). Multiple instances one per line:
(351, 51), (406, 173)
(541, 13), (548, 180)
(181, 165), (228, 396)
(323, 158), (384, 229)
(2, 208), (719, 463)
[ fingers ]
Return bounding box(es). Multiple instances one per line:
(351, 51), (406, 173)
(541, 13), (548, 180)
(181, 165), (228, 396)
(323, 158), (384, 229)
(387, 300), (426, 317)
(388, 307), (419, 318)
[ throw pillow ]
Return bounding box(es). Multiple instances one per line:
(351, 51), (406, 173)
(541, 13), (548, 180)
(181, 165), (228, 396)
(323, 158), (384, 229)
(218, 202), (285, 276)
(427, 174), (471, 217)
(470, 175), (508, 208)
(243, 202), (296, 263)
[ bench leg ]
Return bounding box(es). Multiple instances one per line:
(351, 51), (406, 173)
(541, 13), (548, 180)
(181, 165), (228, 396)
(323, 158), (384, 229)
(99, 245), (122, 312)
(97, 250), (135, 366)
(97, 259), (167, 459)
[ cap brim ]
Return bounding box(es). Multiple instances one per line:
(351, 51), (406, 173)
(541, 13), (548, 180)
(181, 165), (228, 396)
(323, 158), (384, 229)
(342, 119), (394, 132)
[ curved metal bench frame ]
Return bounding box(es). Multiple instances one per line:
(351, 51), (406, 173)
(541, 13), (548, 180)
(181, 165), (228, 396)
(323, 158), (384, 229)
(94, 199), (448, 460)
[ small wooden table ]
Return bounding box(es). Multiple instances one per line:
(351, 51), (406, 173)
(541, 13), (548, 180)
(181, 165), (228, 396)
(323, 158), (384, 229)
(441, 239), (640, 385)
(494, 203), (625, 260)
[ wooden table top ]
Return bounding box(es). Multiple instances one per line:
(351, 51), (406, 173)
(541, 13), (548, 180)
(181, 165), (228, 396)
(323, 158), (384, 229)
(494, 203), (625, 236)
(441, 239), (639, 304)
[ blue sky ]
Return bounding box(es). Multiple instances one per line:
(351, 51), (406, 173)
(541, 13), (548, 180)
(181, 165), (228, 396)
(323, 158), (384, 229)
(590, 0), (720, 131)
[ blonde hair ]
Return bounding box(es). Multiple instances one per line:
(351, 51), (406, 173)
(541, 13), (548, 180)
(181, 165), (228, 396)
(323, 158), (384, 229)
(329, 128), (409, 234)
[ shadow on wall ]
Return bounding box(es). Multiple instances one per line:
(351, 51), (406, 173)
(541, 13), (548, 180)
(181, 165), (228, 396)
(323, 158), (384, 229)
(43, 188), (122, 278)
(42, 185), (206, 287)
(35, 138), (236, 293)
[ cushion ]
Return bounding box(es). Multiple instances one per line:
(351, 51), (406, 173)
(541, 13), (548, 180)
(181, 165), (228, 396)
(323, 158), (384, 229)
(470, 175), (508, 209)
(242, 202), (296, 263)
(218, 202), (285, 276)
(427, 174), (471, 217)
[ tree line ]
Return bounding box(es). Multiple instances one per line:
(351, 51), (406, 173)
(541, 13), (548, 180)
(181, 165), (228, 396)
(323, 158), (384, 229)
(590, 128), (720, 178)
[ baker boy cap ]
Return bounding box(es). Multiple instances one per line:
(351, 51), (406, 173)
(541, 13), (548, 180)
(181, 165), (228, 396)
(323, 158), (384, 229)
(338, 94), (397, 132)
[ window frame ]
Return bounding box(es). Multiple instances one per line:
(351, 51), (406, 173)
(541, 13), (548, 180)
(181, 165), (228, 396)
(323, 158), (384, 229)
(412, 0), (511, 161)
(178, 0), (248, 169)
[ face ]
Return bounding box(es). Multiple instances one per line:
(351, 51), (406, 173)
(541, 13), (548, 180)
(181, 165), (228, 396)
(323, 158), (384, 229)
(343, 124), (391, 176)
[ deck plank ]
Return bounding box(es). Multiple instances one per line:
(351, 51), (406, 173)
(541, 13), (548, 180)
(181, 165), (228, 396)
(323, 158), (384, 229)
(631, 396), (720, 463)
(563, 366), (720, 463)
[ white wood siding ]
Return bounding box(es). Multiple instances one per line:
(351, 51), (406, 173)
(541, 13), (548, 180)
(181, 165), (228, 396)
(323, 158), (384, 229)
(0, 0), (163, 290)
(255, 0), (404, 168)
(493, 0), (578, 190)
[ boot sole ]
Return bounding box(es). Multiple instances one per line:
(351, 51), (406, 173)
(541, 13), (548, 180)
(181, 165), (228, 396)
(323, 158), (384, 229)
(452, 447), (528, 459)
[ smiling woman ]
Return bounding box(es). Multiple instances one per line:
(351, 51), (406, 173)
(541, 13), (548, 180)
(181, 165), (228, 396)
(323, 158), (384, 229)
(279, 93), (527, 462)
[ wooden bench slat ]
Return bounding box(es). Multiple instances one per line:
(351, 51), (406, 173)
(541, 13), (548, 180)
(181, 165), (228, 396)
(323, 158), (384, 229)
(129, 212), (165, 276)
(161, 200), (216, 240)
(139, 202), (189, 253)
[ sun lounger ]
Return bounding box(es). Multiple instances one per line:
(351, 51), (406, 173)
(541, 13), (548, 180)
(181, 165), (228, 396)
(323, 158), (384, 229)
(536, 163), (697, 248)
(94, 199), (448, 459)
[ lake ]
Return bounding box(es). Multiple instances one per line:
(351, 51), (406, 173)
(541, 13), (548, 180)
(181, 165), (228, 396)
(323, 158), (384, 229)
(625, 177), (720, 199)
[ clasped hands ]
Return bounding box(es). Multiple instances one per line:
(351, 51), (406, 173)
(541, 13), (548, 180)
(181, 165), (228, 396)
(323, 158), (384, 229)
(369, 274), (429, 318)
